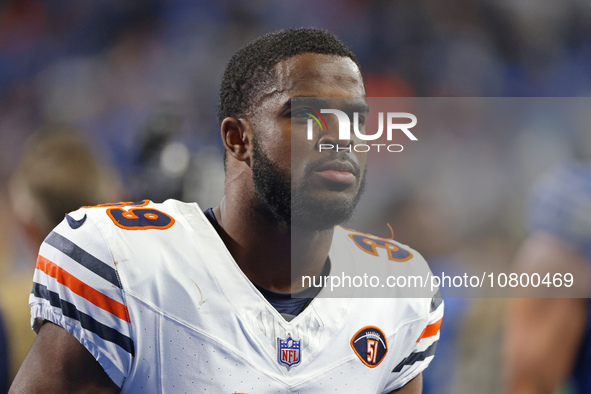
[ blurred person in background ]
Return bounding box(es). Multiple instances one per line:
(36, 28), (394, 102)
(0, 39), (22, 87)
(0, 312), (7, 393)
(2, 127), (124, 387)
(126, 101), (224, 209)
(504, 162), (591, 394)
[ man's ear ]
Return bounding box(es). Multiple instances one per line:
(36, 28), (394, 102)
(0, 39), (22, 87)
(221, 117), (253, 166)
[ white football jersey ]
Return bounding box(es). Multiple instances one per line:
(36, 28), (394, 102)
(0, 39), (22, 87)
(30, 199), (443, 393)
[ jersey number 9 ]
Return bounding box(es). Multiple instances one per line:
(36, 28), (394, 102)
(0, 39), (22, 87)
(107, 207), (175, 230)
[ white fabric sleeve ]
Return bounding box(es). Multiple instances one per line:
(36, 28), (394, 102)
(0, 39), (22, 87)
(29, 210), (133, 387)
(383, 293), (444, 393)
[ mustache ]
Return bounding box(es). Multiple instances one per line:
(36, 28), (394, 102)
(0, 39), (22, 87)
(303, 151), (361, 176)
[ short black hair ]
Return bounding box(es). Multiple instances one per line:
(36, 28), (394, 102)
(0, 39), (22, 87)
(217, 27), (360, 125)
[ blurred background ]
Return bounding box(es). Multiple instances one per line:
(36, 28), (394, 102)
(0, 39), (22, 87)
(0, 0), (590, 392)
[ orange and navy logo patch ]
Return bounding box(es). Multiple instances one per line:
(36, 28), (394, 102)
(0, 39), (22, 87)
(351, 326), (388, 368)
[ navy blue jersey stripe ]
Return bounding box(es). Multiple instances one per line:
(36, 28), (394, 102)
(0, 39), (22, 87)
(392, 341), (438, 373)
(430, 289), (443, 312)
(45, 232), (121, 288)
(32, 282), (134, 355)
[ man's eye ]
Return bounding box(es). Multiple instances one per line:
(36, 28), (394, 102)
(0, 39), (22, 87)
(292, 110), (311, 118)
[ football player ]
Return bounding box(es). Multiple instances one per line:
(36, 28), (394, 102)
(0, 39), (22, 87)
(505, 163), (591, 393)
(11, 28), (443, 393)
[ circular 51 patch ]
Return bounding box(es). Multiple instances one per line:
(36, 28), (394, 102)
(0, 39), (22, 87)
(350, 326), (388, 368)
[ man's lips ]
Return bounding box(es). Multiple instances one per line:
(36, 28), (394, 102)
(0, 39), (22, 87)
(314, 160), (358, 184)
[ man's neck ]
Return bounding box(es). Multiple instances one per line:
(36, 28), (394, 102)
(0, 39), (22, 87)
(213, 196), (333, 293)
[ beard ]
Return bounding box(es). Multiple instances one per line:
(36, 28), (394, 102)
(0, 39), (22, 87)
(251, 135), (366, 231)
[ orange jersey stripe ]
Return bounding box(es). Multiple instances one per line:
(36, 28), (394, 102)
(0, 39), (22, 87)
(416, 317), (443, 342)
(36, 255), (130, 323)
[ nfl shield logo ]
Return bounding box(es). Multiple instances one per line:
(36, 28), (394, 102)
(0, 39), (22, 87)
(277, 336), (301, 369)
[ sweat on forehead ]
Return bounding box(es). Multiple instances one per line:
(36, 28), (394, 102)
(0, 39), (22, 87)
(217, 28), (360, 125)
